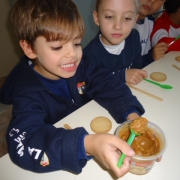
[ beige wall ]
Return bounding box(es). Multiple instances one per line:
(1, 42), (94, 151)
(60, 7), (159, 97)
(0, 0), (23, 78)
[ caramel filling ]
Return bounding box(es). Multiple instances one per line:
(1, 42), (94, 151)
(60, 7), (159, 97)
(119, 118), (161, 157)
(130, 117), (148, 134)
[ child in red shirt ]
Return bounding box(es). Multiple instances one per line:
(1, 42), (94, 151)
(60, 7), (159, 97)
(151, 0), (180, 52)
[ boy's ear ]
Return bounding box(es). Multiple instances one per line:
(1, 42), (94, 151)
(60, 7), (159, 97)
(93, 11), (100, 26)
(19, 40), (37, 59)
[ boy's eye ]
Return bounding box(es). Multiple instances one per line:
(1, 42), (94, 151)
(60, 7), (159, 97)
(105, 16), (113, 20)
(51, 46), (62, 51)
(75, 43), (82, 47)
(124, 17), (132, 21)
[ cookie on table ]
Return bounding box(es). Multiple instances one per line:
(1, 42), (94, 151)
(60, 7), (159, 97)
(90, 116), (112, 133)
(175, 56), (180, 62)
(150, 72), (167, 82)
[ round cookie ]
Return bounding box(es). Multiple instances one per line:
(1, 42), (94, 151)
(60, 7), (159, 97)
(90, 116), (112, 133)
(175, 56), (180, 62)
(150, 72), (167, 82)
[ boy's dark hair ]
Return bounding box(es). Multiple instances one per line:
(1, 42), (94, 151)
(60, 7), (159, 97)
(11, 0), (85, 47)
(164, 0), (180, 14)
(95, 0), (101, 11)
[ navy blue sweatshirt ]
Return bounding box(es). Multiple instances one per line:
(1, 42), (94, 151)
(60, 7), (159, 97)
(0, 55), (144, 174)
(83, 29), (143, 82)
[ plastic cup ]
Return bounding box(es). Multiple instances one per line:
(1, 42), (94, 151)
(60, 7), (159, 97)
(115, 120), (167, 175)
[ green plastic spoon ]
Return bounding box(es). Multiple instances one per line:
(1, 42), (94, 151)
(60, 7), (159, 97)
(144, 78), (173, 89)
(117, 128), (140, 168)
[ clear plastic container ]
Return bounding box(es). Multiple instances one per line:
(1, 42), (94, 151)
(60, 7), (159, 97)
(115, 120), (167, 175)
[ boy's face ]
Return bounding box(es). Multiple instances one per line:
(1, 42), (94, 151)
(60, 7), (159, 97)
(138, 0), (165, 20)
(93, 0), (138, 46)
(27, 33), (82, 80)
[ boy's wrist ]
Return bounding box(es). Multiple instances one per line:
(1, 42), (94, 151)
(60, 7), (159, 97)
(84, 134), (97, 157)
(84, 134), (92, 156)
(78, 133), (93, 160)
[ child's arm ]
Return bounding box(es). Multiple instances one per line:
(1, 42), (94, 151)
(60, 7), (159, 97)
(6, 95), (90, 174)
(142, 52), (154, 68)
(141, 42), (167, 67)
(124, 29), (148, 84)
(84, 133), (135, 178)
(83, 56), (145, 124)
(150, 11), (179, 53)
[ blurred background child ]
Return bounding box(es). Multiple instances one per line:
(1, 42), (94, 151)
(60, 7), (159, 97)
(134, 0), (168, 67)
(151, 0), (180, 52)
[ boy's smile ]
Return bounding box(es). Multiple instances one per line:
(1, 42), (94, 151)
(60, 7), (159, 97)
(61, 63), (77, 72)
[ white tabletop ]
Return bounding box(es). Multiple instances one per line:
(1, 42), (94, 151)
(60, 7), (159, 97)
(1, 51), (180, 180)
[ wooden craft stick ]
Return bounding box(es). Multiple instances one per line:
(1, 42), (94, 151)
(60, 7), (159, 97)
(172, 64), (180, 71)
(63, 124), (73, 130)
(127, 84), (163, 101)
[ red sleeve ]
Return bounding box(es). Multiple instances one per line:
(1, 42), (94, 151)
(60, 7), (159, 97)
(159, 37), (180, 52)
(150, 12), (170, 41)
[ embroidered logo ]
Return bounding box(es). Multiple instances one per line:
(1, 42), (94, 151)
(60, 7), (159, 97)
(40, 152), (49, 167)
(77, 82), (86, 94)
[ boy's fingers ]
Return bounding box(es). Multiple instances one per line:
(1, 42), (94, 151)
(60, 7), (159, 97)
(115, 137), (135, 157)
(135, 70), (148, 79)
(156, 42), (167, 46)
(140, 70), (148, 78)
(110, 156), (131, 178)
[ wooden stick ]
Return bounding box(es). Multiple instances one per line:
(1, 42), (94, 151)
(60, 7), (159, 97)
(127, 84), (163, 101)
(63, 124), (73, 130)
(172, 64), (180, 71)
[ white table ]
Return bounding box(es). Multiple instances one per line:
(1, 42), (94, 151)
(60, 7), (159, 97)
(1, 52), (180, 180)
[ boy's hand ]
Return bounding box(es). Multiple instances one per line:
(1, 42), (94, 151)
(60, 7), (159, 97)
(152, 42), (168, 60)
(126, 112), (140, 120)
(125, 69), (148, 85)
(84, 134), (135, 178)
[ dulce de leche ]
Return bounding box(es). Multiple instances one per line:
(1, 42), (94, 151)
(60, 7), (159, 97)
(130, 117), (148, 134)
(119, 118), (161, 157)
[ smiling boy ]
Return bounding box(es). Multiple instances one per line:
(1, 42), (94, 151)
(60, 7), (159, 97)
(0, 0), (145, 178)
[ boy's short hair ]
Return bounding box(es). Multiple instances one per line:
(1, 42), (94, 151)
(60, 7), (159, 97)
(95, 0), (139, 12)
(95, 0), (101, 12)
(11, 0), (85, 47)
(164, 0), (180, 14)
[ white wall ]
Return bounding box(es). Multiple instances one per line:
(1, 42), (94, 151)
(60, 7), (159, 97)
(0, 0), (22, 78)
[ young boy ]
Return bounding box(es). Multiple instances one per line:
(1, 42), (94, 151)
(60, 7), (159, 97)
(0, 0), (145, 178)
(134, 0), (168, 67)
(151, 0), (180, 52)
(83, 0), (148, 85)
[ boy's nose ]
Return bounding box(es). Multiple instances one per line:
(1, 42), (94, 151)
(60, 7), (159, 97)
(66, 45), (77, 57)
(113, 20), (122, 30)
